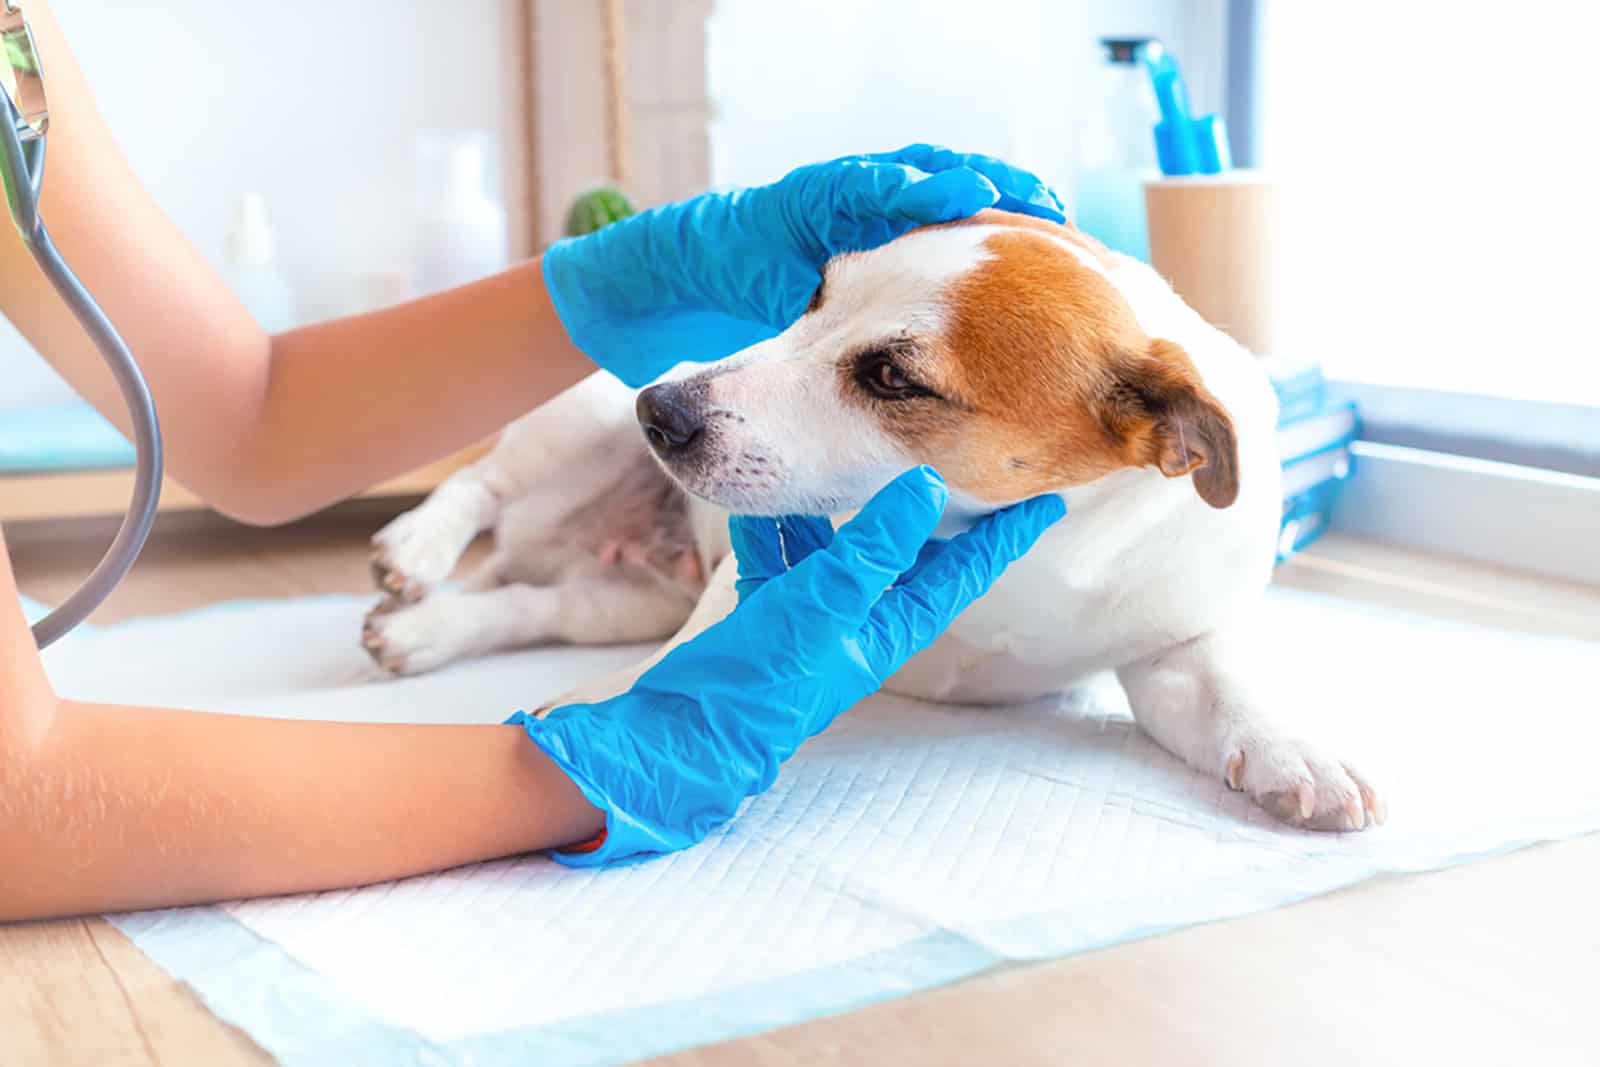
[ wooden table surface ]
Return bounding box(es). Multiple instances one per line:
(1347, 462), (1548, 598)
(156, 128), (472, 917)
(4, 506), (1598, 1067)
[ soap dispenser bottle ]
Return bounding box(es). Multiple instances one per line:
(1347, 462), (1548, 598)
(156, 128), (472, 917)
(413, 132), (510, 295)
(1071, 37), (1161, 261)
(221, 193), (297, 333)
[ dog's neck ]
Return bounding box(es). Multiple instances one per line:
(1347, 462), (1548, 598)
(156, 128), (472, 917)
(935, 487), (1069, 540)
(936, 465), (1190, 553)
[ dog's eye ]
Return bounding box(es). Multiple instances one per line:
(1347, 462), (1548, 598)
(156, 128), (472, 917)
(870, 358), (908, 393)
(857, 350), (930, 401)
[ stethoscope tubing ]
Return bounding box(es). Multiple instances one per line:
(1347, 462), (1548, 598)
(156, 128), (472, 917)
(2, 91), (164, 648)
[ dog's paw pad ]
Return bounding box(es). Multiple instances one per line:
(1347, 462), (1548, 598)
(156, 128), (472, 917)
(1225, 734), (1385, 832)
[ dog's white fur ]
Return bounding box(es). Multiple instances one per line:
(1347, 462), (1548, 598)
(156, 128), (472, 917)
(364, 224), (1384, 832)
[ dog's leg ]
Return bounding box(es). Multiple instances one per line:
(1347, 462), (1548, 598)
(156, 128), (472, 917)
(1116, 627), (1385, 831)
(370, 374), (639, 602)
(363, 574), (696, 677)
(369, 458), (510, 603)
(458, 550), (512, 593)
(533, 553), (740, 716)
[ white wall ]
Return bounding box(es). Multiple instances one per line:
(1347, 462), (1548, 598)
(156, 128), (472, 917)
(707, 0), (1225, 193)
(2, 0), (520, 409)
(1260, 0), (1600, 405)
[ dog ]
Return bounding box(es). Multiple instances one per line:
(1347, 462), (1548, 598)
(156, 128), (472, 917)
(363, 210), (1384, 832)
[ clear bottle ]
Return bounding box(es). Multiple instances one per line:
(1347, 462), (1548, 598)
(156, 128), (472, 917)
(221, 193), (297, 333)
(1071, 38), (1160, 261)
(413, 132), (510, 295)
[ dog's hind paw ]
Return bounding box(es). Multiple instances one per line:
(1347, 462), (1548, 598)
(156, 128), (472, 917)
(1224, 731), (1386, 832)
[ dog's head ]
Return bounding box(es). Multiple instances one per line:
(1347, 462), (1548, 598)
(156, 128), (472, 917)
(636, 210), (1238, 518)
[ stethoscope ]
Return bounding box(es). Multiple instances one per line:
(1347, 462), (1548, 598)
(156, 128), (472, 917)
(2, 1), (162, 648)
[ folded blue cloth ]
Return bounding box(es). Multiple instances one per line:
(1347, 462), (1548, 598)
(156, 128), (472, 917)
(0, 402), (136, 473)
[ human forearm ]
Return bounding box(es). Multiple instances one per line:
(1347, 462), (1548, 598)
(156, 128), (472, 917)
(238, 262), (591, 522)
(0, 701), (602, 922)
(1, 1), (590, 523)
(2, 507), (597, 923)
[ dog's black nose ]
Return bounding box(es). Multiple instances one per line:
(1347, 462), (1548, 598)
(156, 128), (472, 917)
(637, 384), (705, 455)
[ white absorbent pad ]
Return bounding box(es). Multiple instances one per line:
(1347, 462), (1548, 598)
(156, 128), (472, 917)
(39, 589), (1600, 1067)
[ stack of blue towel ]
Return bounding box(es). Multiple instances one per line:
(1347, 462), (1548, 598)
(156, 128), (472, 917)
(1266, 355), (1359, 562)
(0, 402), (136, 474)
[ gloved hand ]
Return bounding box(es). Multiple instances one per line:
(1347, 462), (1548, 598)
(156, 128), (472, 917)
(543, 144), (1067, 386)
(510, 468), (1066, 865)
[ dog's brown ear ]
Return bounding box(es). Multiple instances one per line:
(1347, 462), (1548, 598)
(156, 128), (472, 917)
(1101, 339), (1240, 508)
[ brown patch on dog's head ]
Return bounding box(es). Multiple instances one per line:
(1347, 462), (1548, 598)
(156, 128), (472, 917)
(846, 212), (1239, 508)
(967, 210), (1123, 271)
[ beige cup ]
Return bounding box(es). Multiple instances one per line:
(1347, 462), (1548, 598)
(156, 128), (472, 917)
(1144, 171), (1280, 356)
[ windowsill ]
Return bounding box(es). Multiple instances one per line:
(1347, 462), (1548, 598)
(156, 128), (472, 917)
(1330, 381), (1600, 478)
(1329, 442), (1600, 588)
(1275, 532), (1600, 643)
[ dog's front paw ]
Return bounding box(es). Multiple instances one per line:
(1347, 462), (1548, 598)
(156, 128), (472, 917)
(362, 596), (473, 676)
(370, 508), (470, 603)
(1223, 730), (1386, 832)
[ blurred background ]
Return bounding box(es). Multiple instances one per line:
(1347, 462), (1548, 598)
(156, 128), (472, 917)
(3, 0), (1225, 406)
(7, 1), (1593, 399)
(2, 0), (1596, 578)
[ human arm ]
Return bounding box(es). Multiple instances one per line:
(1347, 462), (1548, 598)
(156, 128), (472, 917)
(1, 469), (1061, 918)
(0, 530), (603, 922)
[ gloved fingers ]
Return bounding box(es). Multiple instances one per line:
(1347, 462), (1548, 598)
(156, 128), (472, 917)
(861, 493), (1066, 676)
(861, 143), (964, 170)
(892, 537), (948, 588)
(924, 494), (1066, 597)
(728, 515), (787, 603)
(802, 152), (1063, 277)
(809, 162), (991, 261)
(794, 467), (949, 626)
(871, 143), (1066, 222)
(777, 515), (834, 568)
(884, 166), (1007, 227)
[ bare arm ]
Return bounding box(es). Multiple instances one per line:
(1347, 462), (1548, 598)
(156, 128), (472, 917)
(0, 533), (603, 922)
(0, 0), (593, 524)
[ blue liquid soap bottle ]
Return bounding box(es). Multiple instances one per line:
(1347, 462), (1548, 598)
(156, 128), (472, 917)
(1142, 40), (1231, 178)
(1072, 37), (1161, 261)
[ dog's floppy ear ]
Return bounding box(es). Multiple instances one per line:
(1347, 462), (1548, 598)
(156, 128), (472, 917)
(1101, 339), (1240, 508)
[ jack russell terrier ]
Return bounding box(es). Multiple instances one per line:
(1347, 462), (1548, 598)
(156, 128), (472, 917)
(362, 210), (1385, 833)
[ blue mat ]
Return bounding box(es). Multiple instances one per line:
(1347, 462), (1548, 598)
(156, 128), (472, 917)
(0, 402), (136, 473)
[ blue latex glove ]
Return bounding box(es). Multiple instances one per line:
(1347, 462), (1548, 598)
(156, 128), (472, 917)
(543, 144), (1067, 386)
(509, 468), (1066, 865)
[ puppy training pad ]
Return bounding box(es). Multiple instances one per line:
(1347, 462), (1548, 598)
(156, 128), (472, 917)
(40, 589), (1600, 1066)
